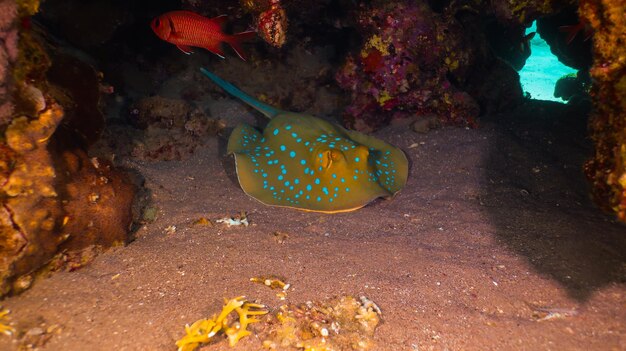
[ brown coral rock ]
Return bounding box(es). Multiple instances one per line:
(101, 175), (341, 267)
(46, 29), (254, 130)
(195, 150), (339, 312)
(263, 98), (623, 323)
(59, 149), (135, 252)
(0, 103), (137, 296)
(0, 105), (65, 296)
(582, 0), (626, 222)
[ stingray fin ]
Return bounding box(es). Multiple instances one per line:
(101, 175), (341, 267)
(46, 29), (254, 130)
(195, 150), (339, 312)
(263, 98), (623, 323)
(227, 123), (261, 154)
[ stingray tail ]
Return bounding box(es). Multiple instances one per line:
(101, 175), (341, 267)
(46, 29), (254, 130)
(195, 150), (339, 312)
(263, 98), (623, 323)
(200, 67), (280, 119)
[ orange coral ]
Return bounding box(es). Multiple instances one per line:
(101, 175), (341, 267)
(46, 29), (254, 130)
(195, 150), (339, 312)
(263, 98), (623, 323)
(582, 0), (626, 222)
(0, 104), (65, 296)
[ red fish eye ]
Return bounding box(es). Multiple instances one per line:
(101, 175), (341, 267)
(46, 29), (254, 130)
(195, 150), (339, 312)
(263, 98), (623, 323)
(154, 18), (161, 27)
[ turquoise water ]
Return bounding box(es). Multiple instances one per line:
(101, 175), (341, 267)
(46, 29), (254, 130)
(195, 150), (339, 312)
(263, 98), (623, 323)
(519, 21), (577, 102)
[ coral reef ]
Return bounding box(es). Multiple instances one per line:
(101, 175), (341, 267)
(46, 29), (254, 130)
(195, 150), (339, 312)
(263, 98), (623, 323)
(261, 295), (381, 350)
(335, 2), (488, 130)
(536, 8), (593, 71)
(55, 148), (136, 253)
(248, 0), (288, 48)
(176, 294), (381, 350)
(0, 104), (137, 296)
(102, 95), (224, 161)
(334, 0), (586, 131)
(0, 0), (19, 126)
(582, 0), (626, 222)
(1, 105), (66, 296)
(489, 0), (574, 24)
(554, 72), (589, 101)
(0, 0), (139, 296)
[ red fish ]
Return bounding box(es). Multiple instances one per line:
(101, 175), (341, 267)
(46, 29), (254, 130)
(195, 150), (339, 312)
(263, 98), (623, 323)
(150, 11), (256, 60)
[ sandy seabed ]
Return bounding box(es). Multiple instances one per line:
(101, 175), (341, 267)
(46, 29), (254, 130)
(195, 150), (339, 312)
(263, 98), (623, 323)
(1, 99), (624, 351)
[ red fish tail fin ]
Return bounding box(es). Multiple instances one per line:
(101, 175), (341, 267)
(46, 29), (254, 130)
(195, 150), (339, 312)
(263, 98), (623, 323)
(227, 30), (257, 61)
(559, 23), (583, 44)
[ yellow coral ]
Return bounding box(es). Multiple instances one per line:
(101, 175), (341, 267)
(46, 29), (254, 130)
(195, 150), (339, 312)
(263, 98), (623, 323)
(363, 35), (390, 56)
(377, 91), (393, 106)
(16, 0), (39, 16)
(176, 296), (268, 351)
(250, 276), (290, 291)
(444, 57), (459, 71)
(0, 307), (15, 336)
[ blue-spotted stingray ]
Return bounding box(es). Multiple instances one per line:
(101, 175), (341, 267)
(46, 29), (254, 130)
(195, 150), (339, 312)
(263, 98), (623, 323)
(200, 68), (408, 213)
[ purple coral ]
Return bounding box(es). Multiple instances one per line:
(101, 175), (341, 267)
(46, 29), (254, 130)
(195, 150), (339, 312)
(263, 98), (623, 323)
(335, 2), (484, 130)
(0, 0), (18, 125)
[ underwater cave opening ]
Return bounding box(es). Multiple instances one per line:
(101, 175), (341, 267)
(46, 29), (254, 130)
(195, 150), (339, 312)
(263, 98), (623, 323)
(518, 21), (578, 102)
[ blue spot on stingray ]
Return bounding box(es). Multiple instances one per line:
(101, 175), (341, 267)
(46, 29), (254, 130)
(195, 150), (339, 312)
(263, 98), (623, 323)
(304, 167), (310, 175)
(355, 157), (360, 162)
(278, 175), (284, 181)
(280, 145), (286, 151)
(322, 187), (329, 195)
(281, 169), (287, 175)
(329, 198), (334, 202)
(317, 196), (322, 202)
(341, 178), (345, 183)
(290, 151), (296, 158)
(314, 178), (320, 185)
(285, 125), (292, 130)
(285, 181), (290, 186)
(345, 187), (350, 192)
(291, 132), (298, 138)
(273, 129), (279, 135)
(294, 178), (300, 184)
(300, 160), (306, 165)
(306, 184), (312, 191)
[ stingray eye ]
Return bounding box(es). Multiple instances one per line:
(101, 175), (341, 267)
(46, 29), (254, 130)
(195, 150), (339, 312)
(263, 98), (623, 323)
(322, 149), (342, 169)
(330, 149), (342, 162)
